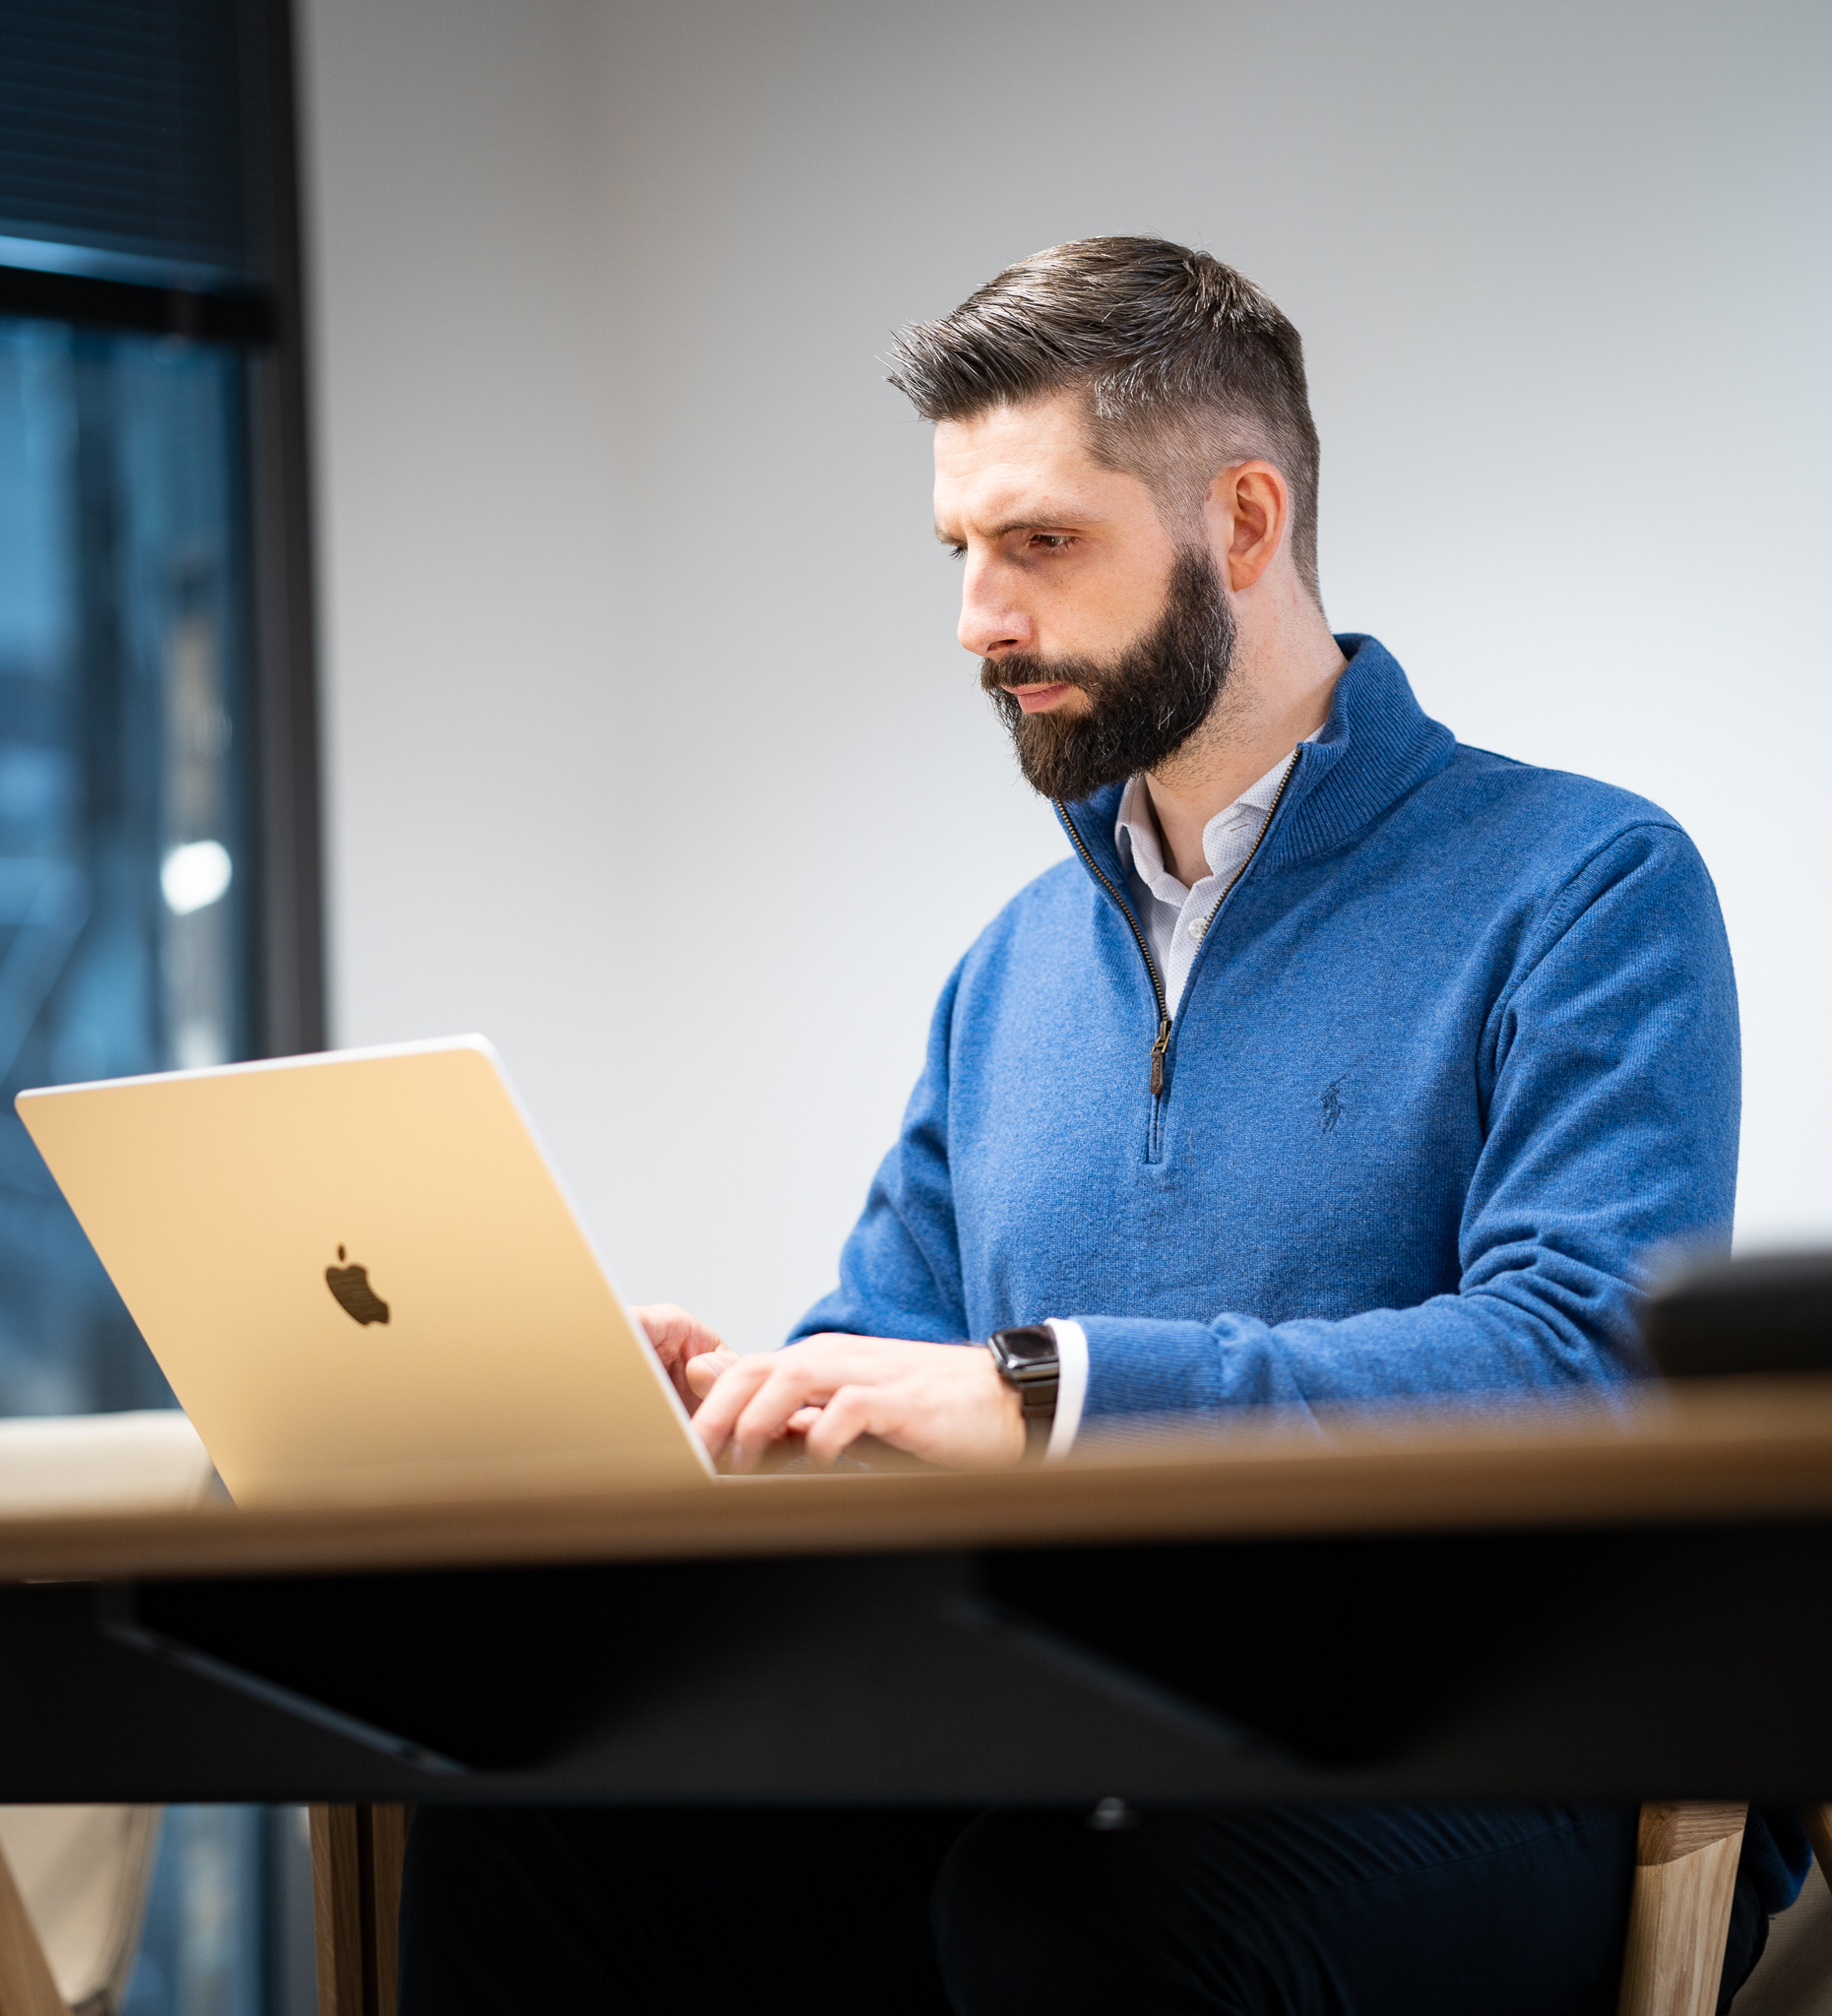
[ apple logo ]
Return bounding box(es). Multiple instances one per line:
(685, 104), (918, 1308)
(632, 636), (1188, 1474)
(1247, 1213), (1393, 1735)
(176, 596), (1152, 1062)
(325, 1245), (390, 1326)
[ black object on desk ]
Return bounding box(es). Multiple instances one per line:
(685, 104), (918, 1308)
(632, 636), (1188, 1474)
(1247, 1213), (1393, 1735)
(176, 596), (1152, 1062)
(1643, 1248), (1832, 1377)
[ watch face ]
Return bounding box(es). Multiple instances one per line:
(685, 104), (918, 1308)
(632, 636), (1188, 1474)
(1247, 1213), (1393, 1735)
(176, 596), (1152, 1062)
(993, 1325), (1057, 1372)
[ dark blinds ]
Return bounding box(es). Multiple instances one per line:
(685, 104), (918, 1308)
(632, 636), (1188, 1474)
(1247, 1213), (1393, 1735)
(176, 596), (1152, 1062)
(0, 0), (270, 280)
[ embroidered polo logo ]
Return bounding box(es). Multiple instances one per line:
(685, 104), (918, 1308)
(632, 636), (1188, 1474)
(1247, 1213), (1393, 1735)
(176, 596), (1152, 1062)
(1319, 1078), (1346, 1134)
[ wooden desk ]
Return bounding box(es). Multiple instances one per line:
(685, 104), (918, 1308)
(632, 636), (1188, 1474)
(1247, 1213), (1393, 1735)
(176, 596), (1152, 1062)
(4, 1377), (1830, 1807)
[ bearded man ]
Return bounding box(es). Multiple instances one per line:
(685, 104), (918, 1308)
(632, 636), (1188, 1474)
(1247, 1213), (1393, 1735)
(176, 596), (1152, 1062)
(399, 239), (1805, 2015)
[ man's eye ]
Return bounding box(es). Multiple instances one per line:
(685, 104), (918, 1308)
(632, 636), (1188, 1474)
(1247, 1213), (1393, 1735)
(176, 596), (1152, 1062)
(947, 544), (967, 561)
(1030, 534), (1074, 551)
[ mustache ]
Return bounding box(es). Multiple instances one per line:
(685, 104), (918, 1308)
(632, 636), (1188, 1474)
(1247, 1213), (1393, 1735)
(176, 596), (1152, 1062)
(978, 653), (1102, 699)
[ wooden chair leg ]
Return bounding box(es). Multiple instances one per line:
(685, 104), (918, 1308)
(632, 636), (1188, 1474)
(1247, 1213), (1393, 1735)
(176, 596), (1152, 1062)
(310, 1805), (410, 2016)
(1617, 1800), (1747, 2016)
(0, 1846), (69, 2016)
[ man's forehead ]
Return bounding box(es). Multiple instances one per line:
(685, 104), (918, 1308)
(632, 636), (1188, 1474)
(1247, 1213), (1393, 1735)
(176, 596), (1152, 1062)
(931, 396), (1123, 534)
(934, 395), (1089, 477)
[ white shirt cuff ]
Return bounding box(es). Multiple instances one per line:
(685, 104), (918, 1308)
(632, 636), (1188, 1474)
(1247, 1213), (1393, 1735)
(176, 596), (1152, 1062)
(1042, 1318), (1089, 1461)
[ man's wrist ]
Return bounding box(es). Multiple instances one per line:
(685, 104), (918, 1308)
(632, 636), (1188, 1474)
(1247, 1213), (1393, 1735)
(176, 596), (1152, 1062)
(988, 1359), (1027, 1465)
(985, 1324), (1060, 1461)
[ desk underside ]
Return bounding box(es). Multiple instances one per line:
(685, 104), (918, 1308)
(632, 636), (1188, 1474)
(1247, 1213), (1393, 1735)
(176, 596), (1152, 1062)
(4, 1515), (1827, 1807)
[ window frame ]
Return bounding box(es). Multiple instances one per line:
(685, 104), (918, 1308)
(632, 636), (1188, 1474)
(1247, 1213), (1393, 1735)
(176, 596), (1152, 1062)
(0, 0), (324, 1061)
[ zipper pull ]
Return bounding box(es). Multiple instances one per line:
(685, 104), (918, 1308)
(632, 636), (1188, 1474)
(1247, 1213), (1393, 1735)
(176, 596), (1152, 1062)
(1149, 1017), (1171, 1098)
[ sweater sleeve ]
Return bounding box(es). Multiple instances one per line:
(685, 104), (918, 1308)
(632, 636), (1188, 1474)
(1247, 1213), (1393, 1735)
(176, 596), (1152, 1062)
(788, 958), (971, 1346)
(1072, 824), (1740, 1421)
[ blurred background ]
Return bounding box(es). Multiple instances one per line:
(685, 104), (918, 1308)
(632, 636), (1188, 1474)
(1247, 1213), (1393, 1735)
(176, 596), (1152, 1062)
(304, 0), (1832, 1352)
(0, 0), (1827, 2008)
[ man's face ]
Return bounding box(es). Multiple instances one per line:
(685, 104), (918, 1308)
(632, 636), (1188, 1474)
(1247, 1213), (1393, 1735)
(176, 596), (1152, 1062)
(932, 392), (1235, 801)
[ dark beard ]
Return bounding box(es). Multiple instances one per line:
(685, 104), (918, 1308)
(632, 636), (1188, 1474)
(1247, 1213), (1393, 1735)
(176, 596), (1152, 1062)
(979, 547), (1238, 803)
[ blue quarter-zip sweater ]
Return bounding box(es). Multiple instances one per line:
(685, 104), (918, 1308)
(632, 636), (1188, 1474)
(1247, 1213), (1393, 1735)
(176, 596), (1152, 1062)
(796, 634), (1737, 1405)
(793, 634), (1809, 1909)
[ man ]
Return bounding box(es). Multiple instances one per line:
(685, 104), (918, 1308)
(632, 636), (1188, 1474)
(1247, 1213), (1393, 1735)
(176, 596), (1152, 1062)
(400, 238), (1805, 2013)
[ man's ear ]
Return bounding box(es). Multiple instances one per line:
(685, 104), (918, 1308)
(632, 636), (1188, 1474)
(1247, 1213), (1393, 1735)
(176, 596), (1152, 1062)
(1205, 461), (1289, 594)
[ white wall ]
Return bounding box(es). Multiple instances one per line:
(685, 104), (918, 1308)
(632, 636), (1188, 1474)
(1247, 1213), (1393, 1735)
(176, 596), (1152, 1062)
(298, 0), (1832, 1350)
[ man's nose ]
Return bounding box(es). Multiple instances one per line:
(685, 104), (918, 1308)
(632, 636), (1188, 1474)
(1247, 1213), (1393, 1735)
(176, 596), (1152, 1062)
(957, 556), (1032, 659)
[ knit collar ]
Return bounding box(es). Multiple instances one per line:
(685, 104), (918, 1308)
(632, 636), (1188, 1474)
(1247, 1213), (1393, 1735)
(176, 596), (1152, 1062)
(1054, 634), (1455, 897)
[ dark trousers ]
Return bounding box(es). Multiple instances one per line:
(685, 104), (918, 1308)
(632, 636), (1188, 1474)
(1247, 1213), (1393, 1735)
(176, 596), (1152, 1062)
(398, 1800), (1768, 2015)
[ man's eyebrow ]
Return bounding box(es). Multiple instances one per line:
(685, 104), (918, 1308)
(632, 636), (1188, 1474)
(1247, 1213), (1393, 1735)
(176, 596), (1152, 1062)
(933, 514), (1084, 543)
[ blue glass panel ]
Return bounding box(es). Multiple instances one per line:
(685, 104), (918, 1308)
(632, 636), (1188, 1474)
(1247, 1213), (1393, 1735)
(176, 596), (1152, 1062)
(119, 1806), (318, 2016)
(121, 1806), (267, 2016)
(0, 314), (255, 1416)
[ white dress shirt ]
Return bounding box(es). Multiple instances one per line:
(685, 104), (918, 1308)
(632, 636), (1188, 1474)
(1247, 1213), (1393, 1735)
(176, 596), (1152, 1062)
(1114, 746), (1303, 1017)
(1041, 739), (1308, 1459)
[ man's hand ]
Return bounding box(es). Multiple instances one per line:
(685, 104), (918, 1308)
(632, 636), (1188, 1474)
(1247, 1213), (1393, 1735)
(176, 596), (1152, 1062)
(630, 1302), (737, 1413)
(689, 1333), (1027, 1473)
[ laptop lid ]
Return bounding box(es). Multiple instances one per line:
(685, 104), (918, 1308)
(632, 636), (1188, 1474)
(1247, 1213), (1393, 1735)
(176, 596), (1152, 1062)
(17, 1036), (715, 1502)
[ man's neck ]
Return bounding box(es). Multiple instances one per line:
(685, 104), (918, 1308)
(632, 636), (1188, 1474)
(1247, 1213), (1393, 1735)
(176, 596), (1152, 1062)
(1144, 620), (1347, 887)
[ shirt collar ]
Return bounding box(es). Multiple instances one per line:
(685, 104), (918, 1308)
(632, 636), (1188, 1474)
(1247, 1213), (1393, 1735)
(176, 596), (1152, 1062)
(1114, 738), (1311, 890)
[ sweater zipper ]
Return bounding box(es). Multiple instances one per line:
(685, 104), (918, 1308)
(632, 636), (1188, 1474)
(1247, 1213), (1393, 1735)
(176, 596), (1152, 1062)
(1056, 746), (1302, 1100)
(1057, 809), (1174, 1094)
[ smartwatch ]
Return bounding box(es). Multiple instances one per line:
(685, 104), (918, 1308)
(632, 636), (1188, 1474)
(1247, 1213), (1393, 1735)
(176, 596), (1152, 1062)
(986, 1324), (1059, 1460)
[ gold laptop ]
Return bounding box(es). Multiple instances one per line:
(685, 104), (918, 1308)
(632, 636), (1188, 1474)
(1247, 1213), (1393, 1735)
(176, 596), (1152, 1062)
(17, 1037), (715, 1504)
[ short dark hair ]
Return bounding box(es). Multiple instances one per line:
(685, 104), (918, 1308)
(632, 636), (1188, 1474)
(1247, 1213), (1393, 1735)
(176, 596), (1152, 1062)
(887, 236), (1322, 606)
